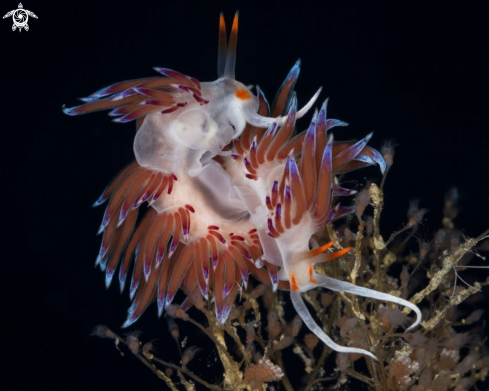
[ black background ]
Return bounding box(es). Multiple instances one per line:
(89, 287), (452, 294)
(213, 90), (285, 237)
(3, 0), (488, 390)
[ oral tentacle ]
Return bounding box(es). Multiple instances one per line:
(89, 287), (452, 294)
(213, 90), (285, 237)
(314, 274), (422, 332)
(291, 290), (378, 361)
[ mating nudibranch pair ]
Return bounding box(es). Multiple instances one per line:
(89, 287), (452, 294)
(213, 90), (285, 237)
(64, 12), (421, 361)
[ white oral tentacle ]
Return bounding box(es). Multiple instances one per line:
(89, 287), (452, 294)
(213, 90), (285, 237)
(290, 290), (378, 361)
(314, 274), (422, 332)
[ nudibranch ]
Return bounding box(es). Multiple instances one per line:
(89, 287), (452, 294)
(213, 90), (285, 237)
(64, 12), (421, 361)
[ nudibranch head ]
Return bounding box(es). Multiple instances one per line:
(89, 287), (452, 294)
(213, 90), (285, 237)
(65, 11), (422, 361)
(201, 77), (259, 138)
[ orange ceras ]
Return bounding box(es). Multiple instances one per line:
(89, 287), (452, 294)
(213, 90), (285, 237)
(308, 265), (316, 284)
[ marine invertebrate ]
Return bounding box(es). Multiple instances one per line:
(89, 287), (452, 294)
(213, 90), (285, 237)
(64, 12), (424, 362)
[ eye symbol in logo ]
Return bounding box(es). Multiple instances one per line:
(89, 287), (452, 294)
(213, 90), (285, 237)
(3, 3), (38, 32)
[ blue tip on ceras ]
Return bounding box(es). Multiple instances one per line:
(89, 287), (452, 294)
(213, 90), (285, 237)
(164, 289), (177, 307)
(61, 105), (77, 116)
(316, 98), (349, 136)
(342, 132), (387, 174)
(157, 296), (165, 318)
(119, 262), (129, 294)
(92, 196), (107, 208)
(78, 97), (95, 102)
(221, 298), (234, 323)
(320, 133), (334, 176)
(215, 301), (226, 324)
(89, 84), (118, 99)
(127, 243), (142, 300)
(129, 278), (139, 302)
(143, 254), (152, 283)
(317, 100), (384, 174)
(334, 132), (373, 172)
(105, 263), (117, 290)
(366, 148), (387, 174)
(288, 59), (301, 81)
(268, 268), (279, 292)
(122, 302), (140, 328)
(270, 59), (301, 114)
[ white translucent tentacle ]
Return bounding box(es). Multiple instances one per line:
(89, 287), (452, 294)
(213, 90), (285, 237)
(244, 109), (281, 128)
(296, 87), (322, 119)
(290, 291), (378, 361)
(314, 274), (422, 333)
(244, 87), (322, 129)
